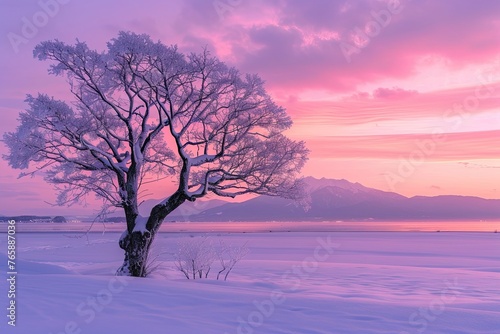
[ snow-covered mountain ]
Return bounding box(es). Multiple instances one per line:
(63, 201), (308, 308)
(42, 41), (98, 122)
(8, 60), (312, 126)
(171, 177), (500, 222)
(139, 197), (227, 218)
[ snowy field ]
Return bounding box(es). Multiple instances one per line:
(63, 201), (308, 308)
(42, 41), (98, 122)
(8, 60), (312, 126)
(1, 231), (499, 334)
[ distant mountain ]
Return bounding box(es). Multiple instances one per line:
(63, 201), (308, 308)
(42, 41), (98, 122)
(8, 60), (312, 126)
(181, 177), (500, 221)
(7, 178), (500, 222)
(139, 197), (227, 220)
(101, 198), (228, 222)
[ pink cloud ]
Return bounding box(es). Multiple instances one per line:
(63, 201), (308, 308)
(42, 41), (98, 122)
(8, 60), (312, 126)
(373, 87), (418, 99)
(286, 82), (500, 125)
(306, 130), (500, 160)
(175, 0), (500, 94)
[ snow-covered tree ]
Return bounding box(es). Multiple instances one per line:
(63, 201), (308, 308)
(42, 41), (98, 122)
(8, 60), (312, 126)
(3, 32), (308, 277)
(174, 236), (215, 280)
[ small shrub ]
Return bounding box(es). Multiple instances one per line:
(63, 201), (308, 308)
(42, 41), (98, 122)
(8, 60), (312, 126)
(173, 236), (248, 280)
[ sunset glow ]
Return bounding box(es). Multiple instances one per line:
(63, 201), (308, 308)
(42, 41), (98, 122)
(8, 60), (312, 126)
(1, 0), (499, 215)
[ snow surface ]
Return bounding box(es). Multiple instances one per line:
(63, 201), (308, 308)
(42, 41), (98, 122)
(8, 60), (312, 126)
(1, 231), (499, 333)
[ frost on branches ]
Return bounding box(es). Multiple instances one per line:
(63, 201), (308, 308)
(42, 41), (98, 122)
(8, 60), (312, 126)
(3, 32), (309, 277)
(174, 236), (248, 281)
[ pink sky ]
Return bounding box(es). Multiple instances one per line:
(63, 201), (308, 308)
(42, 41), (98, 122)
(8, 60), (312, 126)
(0, 0), (499, 215)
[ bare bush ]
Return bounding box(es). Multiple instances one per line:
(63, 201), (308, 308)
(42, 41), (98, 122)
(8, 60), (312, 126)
(143, 245), (168, 278)
(173, 236), (248, 280)
(216, 240), (249, 281)
(174, 236), (215, 280)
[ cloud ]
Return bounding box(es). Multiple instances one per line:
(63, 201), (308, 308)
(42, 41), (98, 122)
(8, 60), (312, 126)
(305, 130), (500, 160)
(0, 183), (40, 198)
(373, 87), (418, 99)
(175, 0), (500, 94)
(285, 82), (500, 128)
(458, 162), (500, 169)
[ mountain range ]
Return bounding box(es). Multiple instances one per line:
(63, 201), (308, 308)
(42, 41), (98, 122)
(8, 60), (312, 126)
(165, 177), (500, 222)
(8, 177), (496, 222)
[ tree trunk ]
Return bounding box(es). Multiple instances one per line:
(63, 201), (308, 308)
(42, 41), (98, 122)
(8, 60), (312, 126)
(116, 230), (152, 277)
(116, 191), (187, 277)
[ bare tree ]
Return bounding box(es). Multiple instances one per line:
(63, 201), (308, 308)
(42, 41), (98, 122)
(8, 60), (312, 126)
(173, 236), (247, 281)
(3, 32), (309, 277)
(216, 239), (248, 281)
(174, 236), (215, 280)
